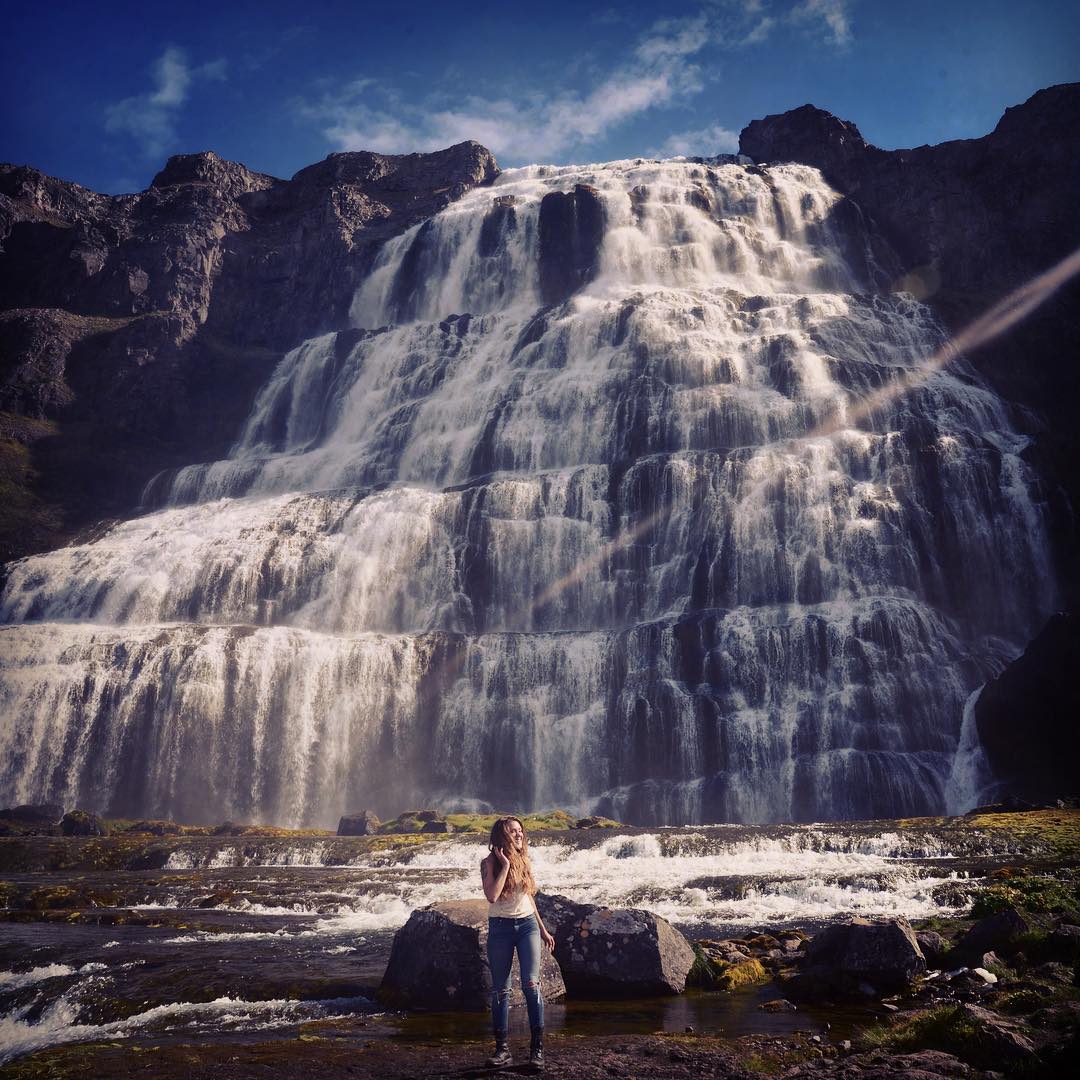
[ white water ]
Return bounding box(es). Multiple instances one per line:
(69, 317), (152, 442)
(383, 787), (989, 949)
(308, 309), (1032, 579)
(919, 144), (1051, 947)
(0, 158), (1054, 824)
(0, 990), (366, 1066)
(135, 829), (983, 936)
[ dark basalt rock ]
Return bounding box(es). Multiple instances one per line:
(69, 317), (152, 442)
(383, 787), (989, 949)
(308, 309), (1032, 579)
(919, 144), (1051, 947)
(1048, 924), (1080, 962)
(0, 142), (498, 561)
(337, 809), (381, 836)
(60, 809), (107, 836)
(0, 803), (64, 826)
(954, 906), (1030, 960)
(537, 183), (605, 305)
(535, 892), (696, 997)
(915, 930), (950, 969)
(793, 915), (926, 996)
(974, 612), (1080, 804)
(380, 898), (565, 1011)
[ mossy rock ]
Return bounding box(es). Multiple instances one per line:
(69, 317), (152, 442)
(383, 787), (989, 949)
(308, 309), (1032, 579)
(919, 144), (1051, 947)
(716, 958), (768, 990)
(743, 934), (781, 951)
(687, 947), (768, 991)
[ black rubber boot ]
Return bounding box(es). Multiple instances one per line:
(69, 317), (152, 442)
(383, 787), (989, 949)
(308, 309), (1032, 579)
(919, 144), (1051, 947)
(486, 1032), (512, 1067)
(529, 1028), (544, 1071)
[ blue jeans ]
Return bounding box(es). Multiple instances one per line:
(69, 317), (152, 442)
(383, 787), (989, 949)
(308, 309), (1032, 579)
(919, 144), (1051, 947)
(487, 914), (544, 1034)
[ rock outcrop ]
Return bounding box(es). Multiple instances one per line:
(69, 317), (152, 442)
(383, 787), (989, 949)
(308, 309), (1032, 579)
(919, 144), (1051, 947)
(0, 142), (498, 561)
(60, 809), (107, 836)
(537, 183), (605, 305)
(0, 803), (64, 827)
(337, 810), (381, 836)
(536, 893), (696, 997)
(973, 612), (1080, 803)
(793, 915), (926, 996)
(379, 899), (565, 1011)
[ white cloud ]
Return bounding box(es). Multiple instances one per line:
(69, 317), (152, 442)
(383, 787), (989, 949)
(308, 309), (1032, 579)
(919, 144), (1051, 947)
(742, 16), (777, 44)
(296, 15), (714, 163)
(788, 0), (853, 47)
(655, 124), (740, 158)
(105, 46), (227, 158)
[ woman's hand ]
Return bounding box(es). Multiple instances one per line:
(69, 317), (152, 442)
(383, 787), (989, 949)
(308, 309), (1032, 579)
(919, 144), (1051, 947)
(493, 846), (510, 867)
(541, 926), (555, 953)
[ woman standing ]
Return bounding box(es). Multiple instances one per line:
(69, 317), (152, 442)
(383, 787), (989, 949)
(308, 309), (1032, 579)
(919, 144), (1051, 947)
(480, 816), (556, 1070)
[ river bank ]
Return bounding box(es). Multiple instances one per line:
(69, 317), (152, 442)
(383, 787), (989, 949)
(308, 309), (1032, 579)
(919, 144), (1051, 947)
(1, 810), (1077, 1076)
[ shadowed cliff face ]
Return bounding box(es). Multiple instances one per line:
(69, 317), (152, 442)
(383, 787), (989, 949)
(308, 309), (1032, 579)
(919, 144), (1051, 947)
(0, 142), (498, 560)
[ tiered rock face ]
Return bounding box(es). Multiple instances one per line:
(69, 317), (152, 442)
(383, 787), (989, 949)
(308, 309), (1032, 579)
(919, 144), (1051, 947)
(0, 142), (498, 560)
(0, 90), (1076, 823)
(740, 83), (1080, 608)
(740, 85), (1080, 803)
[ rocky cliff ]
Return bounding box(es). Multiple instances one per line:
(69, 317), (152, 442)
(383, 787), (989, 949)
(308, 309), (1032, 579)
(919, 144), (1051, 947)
(0, 142), (498, 561)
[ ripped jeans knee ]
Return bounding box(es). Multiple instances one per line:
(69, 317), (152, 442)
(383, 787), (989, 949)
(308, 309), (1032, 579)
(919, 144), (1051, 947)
(487, 915), (545, 1033)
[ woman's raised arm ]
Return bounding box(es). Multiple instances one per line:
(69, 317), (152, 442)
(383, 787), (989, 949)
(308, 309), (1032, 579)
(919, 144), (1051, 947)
(481, 848), (511, 903)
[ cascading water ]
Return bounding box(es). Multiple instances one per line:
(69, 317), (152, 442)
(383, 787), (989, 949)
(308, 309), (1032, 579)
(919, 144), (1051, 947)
(0, 158), (1054, 825)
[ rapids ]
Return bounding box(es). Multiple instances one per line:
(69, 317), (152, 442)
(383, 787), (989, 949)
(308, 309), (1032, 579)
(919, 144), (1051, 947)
(0, 157), (1054, 824)
(0, 820), (1021, 1063)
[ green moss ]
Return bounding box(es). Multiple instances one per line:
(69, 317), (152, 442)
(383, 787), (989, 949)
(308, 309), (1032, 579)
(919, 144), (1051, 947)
(686, 947), (768, 991)
(717, 958), (768, 991)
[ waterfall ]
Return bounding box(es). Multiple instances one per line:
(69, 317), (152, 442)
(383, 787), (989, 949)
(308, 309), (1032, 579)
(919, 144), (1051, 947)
(0, 158), (1054, 825)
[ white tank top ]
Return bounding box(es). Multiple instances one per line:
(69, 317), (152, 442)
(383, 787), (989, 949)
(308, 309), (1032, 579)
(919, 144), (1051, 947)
(488, 886), (534, 918)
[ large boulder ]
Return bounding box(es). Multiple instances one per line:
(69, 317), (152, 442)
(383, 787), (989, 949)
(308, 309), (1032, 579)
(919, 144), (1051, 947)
(795, 916), (926, 996)
(60, 810), (107, 836)
(535, 893), (696, 997)
(337, 810), (381, 836)
(0, 803), (64, 827)
(380, 899), (565, 1011)
(955, 907), (1030, 960)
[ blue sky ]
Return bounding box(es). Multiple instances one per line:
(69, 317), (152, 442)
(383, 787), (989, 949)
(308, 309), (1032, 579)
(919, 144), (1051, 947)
(2, 0), (1077, 194)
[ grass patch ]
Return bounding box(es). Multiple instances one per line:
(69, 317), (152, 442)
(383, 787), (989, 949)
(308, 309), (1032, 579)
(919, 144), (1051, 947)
(995, 988), (1046, 1015)
(859, 1005), (985, 1062)
(969, 870), (1080, 922)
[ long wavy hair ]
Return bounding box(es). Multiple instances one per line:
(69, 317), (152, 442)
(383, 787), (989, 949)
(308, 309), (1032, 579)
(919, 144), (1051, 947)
(488, 816), (537, 898)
